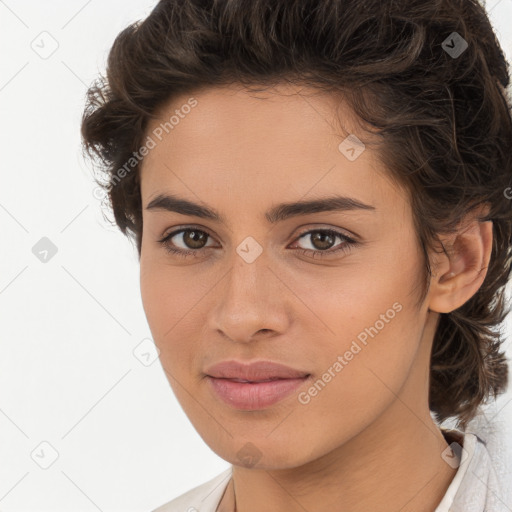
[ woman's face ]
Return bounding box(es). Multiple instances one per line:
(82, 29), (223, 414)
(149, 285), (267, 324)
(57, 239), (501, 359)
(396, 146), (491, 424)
(139, 83), (433, 469)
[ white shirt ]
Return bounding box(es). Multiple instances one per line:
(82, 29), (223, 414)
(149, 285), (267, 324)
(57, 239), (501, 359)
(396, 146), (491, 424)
(151, 430), (511, 512)
(435, 430), (510, 511)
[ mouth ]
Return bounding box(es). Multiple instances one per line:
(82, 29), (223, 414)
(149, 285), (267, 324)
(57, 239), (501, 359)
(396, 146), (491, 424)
(204, 360), (311, 410)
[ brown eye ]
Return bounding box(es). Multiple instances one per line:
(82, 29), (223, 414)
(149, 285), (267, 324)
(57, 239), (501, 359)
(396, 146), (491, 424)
(308, 231), (337, 250)
(295, 230), (343, 251)
(290, 228), (358, 259)
(158, 228), (215, 257)
(180, 229), (208, 249)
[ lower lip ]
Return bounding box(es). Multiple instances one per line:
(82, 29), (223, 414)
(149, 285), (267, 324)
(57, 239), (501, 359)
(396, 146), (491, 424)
(206, 376), (309, 410)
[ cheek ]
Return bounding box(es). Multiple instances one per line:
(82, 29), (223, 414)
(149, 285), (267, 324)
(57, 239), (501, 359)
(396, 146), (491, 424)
(290, 245), (423, 404)
(286, 244), (419, 348)
(139, 262), (202, 371)
(140, 250), (207, 329)
(140, 265), (172, 335)
(291, 303), (422, 456)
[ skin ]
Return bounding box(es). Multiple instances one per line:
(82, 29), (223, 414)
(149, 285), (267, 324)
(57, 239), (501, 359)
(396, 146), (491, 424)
(138, 83), (493, 512)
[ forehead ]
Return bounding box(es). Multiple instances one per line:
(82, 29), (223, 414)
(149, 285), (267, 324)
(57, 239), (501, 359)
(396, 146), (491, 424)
(145, 82), (361, 149)
(139, 83), (404, 218)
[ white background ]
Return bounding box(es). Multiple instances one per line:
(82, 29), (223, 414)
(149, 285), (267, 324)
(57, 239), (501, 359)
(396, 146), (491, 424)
(1, 1), (511, 510)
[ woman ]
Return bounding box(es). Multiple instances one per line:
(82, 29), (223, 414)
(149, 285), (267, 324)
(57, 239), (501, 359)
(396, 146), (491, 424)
(81, 0), (512, 510)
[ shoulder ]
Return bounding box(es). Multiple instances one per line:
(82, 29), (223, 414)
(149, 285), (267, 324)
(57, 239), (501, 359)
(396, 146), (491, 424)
(151, 467), (233, 512)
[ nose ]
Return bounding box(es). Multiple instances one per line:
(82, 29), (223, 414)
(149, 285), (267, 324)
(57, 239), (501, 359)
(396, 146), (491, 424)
(207, 250), (291, 344)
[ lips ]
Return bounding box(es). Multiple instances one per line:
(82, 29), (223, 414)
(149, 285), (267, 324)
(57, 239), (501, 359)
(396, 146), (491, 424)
(204, 360), (311, 410)
(204, 360), (310, 381)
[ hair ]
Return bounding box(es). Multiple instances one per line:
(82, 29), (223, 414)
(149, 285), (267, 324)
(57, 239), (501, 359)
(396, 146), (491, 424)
(81, 0), (512, 429)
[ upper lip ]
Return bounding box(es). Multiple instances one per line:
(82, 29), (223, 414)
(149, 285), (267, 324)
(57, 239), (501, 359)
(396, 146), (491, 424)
(205, 360), (310, 381)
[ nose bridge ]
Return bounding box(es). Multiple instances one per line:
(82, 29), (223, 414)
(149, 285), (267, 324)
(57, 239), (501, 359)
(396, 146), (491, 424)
(223, 246), (271, 314)
(209, 243), (288, 342)
(225, 231), (271, 296)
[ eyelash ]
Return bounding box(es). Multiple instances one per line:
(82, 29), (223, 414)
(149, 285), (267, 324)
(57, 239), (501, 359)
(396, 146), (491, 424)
(157, 226), (358, 260)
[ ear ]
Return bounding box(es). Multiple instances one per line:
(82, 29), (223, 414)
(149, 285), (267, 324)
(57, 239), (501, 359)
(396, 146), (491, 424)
(428, 205), (493, 314)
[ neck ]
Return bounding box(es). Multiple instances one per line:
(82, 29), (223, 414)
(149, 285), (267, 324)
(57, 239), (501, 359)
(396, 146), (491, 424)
(228, 409), (456, 512)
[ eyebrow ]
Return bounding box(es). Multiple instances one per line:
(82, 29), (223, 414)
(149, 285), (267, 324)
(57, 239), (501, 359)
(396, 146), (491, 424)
(145, 193), (376, 224)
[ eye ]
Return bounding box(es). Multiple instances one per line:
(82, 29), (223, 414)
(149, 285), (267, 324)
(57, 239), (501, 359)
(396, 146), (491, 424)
(157, 226), (358, 259)
(157, 227), (216, 258)
(290, 228), (357, 259)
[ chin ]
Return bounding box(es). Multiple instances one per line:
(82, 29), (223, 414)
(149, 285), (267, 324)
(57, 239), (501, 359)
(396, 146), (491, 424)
(209, 435), (317, 471)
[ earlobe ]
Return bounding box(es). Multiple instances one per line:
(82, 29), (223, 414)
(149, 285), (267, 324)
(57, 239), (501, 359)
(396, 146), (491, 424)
(427, 210), (493, 314)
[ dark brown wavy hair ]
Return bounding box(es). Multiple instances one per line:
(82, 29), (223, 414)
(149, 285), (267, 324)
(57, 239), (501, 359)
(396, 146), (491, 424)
(81, 0), (512, 429)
